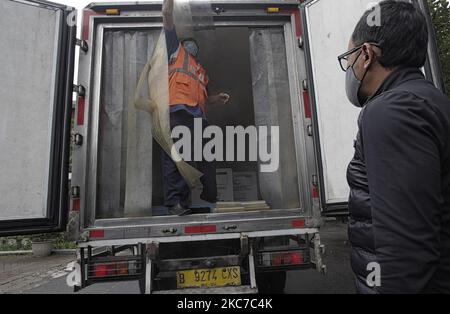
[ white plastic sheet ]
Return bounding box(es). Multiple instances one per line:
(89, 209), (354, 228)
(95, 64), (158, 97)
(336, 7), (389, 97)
(173, 0), (215, 39)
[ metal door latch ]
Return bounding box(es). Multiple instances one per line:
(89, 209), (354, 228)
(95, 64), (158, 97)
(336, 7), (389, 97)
(162, 228), (177, 234)
(214, 7), (226, 15)
(71, 186), (80, 198)
(76, 39), (88, 53)
(307, 124), (313, 136)
(73, 84), (85, 97)
(312, 175), (319, 187)
(298, 36), (304, 49)
(302, 79), (308, 91)
(73, 133), (83, 146)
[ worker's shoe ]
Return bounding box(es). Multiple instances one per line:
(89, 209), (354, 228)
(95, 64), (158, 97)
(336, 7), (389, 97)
(168, 204), (192, 216)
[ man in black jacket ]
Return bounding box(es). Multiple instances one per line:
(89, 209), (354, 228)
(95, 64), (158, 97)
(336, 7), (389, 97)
(339, 0), (450, 293)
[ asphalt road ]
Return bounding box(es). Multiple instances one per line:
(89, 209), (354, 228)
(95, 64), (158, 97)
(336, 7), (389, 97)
(2, 220), (355, 294)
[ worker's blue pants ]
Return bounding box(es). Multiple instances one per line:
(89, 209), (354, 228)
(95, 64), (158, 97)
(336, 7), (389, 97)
(161, 110), (217, 207)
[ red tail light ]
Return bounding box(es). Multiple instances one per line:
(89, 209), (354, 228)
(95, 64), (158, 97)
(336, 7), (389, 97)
(89, 229), (105, 238)
(259, 251), (307, 267)
(290, 252), (303, 264)
(292, 219), (306, 228)
(272, 252), (303, 266)
(94, 264), (108, 277)
(106, 263), (116, 276)
(93, 262), (129, 277)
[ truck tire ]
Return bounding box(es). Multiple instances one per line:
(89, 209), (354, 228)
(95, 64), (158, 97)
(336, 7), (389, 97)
(256, 271), (287, 294)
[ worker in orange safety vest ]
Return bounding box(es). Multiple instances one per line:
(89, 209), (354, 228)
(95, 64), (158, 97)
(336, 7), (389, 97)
(162, 0), (231, 216)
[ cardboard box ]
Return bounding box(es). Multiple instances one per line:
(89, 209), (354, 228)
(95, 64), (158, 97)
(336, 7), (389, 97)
(216, 168), (234, 202)
(191, 168), (234, 204)
(233, 172), (258, 202)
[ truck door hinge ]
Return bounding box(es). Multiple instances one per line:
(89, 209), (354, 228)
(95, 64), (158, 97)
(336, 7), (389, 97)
(223, 224), (238, 231)
(73, 133), (83, 146)
(76, 39), (89, 53)
(307, 124), (313, 136)
(71, 186), (80, 198)
(162, 228), (177, 234)
(312, 175), (318, 187)
(302, 79), (308, 91)
(298, 36), (304, 49)
(213, 6), (226, 15)
(73, 84), (85, 97)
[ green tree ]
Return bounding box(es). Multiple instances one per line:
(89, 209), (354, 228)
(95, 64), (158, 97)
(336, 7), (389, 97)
(428, 0), (450, 97)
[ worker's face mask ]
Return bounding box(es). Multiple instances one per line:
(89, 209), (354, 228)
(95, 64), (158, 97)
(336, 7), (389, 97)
(183, 40), (199, 58)
(345, 51), (369, 108)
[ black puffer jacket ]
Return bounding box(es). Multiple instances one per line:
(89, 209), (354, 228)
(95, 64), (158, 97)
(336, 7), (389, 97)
(347, 67), (450, 293)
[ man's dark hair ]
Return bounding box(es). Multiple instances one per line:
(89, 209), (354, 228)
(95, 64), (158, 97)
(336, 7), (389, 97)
(352, 0), (429, 69)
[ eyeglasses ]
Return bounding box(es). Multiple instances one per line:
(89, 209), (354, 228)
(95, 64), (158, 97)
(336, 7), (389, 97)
(337, 43), (381, 72)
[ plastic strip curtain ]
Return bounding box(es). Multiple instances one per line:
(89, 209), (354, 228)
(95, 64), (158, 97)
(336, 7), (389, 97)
(98, 31), (157, 218)
(249, 28), (301, 209)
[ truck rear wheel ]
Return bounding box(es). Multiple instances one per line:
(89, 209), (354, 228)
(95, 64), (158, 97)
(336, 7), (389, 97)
(256, 271), (287, 294)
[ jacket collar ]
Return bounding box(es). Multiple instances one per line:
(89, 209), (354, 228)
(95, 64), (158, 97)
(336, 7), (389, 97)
(368, 67), (425, 101)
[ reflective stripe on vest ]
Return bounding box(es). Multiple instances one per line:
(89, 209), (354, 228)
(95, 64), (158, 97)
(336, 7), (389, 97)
(168, 45), (208, 110)
(169, 49), (207, 87)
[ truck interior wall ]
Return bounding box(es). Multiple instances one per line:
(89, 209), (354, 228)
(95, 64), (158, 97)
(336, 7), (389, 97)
(96, 25), (303, 219)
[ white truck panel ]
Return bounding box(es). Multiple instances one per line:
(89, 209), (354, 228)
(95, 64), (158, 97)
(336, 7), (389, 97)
(0, 1), (62, 220)
(304, 0), (381, 204)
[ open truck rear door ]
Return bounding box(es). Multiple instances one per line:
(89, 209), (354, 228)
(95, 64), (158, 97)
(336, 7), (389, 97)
(0, 0), (76, 236)
(300, 0), (445, 215)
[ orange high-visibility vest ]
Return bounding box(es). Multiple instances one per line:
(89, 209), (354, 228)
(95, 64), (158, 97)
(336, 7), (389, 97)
(169, 45), (209, 113)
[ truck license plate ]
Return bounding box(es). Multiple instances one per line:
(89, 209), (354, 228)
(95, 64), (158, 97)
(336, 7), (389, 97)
(176, 266), (241, 289)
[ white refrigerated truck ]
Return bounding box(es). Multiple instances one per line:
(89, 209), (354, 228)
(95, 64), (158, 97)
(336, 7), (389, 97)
(0, 0), (444, 294)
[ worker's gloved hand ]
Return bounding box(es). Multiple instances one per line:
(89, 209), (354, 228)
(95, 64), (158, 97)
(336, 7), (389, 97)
(218, 93), (231, 104)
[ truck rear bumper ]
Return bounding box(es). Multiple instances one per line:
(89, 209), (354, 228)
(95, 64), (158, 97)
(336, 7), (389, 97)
(78, 227), (319, 247)
(79, 209), (320, 244)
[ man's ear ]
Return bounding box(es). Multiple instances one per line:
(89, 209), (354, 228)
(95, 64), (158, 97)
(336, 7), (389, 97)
(361, 43), (375, 69)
